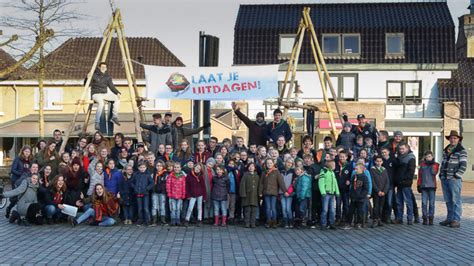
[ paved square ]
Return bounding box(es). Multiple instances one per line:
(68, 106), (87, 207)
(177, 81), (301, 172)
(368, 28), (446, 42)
(0, 192), (472, 265)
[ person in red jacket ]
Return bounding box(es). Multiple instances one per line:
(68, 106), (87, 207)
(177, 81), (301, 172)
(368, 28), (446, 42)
(417, 151), (440, 225)
(184, 163), (207, 226)
(166, 162), (186, 226)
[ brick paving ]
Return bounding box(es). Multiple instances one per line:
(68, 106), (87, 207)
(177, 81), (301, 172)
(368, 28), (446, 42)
(0, 186), (472, 265)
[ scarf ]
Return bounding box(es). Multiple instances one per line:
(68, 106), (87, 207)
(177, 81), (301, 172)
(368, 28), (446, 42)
(154, 170), (167, 184)
(271, 119), (284, 129)
(53, 191), (63, 205)
(256, 120), (265, 127)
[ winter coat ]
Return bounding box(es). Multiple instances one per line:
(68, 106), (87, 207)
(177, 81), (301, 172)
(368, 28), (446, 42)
(172, 124), (207, 150)
(280, 169), (294, 194)
(90, 69), (119, 95)
(185, 171), (207, 198)
(239, 172), (260, 206)
(211, 175), (230, 201)
(131, 171), (153, 195)
(440, 144), (468, 180)
(3, 177), (39, 217)
(318, 168), (340, 196)
(152, 170), (168, 194)
(295, 173), (312, 200)
(370, 166), (389, 195)
(104, 168), (123, 195)
(65, 169), (88, 201)
(166, 171), (187, 199)
(87, 171), (104, 196)
(234, 109), (267, 146)
(417, 160), (440, 189)
(38, 186), (73, 207)
(350, 123), (378, 146)
(382, 156), (396, 188)
(266, 119), (292, 143)
(193, 151), (212, 165)
(335, 161), (352, 193)
(336, 131), (356, 151)
(140, 123), (173, 154)
(119, 175), (134, 206)
(203, 166), (214, 202)
(351, 168), (373, 195)
(259, 168), (287, 196)
(350, 173), (369, 200)
(10, 157), (30, 186)
(395, 151), (416, 188)
(36, 151), (60, 177)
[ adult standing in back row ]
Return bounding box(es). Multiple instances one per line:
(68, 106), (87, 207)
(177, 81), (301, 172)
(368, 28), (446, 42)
(232, 102), (268, 147)
(267, 109), (292, 144)
(439, 130), (467, 228)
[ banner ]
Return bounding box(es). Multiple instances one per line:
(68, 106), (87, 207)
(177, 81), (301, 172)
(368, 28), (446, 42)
(144, 65), (279, 100)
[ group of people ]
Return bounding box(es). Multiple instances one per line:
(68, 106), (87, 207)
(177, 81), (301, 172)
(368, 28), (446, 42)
(1, 104), (467, 230)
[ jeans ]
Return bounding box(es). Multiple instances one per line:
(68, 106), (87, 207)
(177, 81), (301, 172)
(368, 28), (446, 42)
(281, 196), (293, 220)
(169, 198), (183, 222)
(321, 194), (335, 226)
(396, 186), (414, 221)
(383, 187), (395, 221)
(152, 193), (167, 217)
(228, 194), (236, 219)
(213, 200), (227, 217)
(186, 196), (203, 221)
(76, 208), (115, 226)
(92, 89), (120, 123)
(372, 195), (385, 220)
(136, 195), (151, 223)
(123, 205), (133, 220)
(298, 198), (309, 221)
(441, 178), (463, 222)
(264, 195), (277, 222)
(421, 189), (436, 218)
(45, 205), (60, 219)
(203, 198), (213, 219)
(336, 191), (350, 221)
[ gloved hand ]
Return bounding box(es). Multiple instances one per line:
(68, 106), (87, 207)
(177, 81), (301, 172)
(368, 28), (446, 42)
(204, 122), (211, 128)
(417, 186), (422, 194)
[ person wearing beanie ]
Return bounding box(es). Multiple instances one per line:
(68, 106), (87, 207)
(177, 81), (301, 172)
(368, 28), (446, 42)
(231, 102), (268, 147)
(389, 131), (404, 157)
(266, 108), (292, 144)
(172, 116), (210, 150)
(336, 122), (356, 152)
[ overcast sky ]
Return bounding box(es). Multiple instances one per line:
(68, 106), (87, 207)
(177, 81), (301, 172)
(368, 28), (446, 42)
(0, 0), (471, 66)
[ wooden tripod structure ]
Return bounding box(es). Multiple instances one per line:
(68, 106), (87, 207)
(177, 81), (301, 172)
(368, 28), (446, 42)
(278, 7), (343, 140)
(58, 9), (144, 153)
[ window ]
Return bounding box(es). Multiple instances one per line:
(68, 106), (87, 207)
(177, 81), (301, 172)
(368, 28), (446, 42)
(322, 34), (340, 55)
(386, 33), (404, 56)
(326, 74), (358, 101)
(279, 34), (296, 57)
(386, 81), (422, 104)
(323, 34), (360, 57)
(34, 88), (63, 110)
(343, 34), (360, 55)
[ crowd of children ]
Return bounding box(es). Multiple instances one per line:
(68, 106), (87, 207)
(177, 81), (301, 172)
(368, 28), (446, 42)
(1, 109), (452, 230)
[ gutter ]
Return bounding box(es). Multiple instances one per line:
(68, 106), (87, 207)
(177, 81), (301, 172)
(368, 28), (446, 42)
(12, 84), (18, 119)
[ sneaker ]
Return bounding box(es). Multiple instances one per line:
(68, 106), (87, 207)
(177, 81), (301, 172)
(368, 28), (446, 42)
(329, 225), (337, 230)
(110, 117), (121, 126)
(355, 224), (362, 230)
(450, 221), (461, 228)
(439, 220), (451, 226)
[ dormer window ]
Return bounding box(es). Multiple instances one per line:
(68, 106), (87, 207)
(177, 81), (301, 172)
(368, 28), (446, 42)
(322, 33), (360, 58)
(386, 33), (405, 58)
(279, 34), (296, 58)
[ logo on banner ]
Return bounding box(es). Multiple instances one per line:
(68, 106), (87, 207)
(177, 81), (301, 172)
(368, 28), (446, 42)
(166, 73), (190, 95)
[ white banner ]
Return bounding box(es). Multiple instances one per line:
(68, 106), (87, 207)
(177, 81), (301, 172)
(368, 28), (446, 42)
(145, 65), (279, 100)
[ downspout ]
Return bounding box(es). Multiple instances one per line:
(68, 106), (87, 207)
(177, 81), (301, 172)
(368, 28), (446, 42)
(12, 84), (19, 119)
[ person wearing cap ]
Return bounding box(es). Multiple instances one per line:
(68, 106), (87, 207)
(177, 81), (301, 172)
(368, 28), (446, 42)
(232, 102), (268, 147)
(342, 112), (378, 146)
(266, 108), (292, 144)
(439, 130), (467, 228)
(140, 113), (173, 154)
(172, 117), (210, 150)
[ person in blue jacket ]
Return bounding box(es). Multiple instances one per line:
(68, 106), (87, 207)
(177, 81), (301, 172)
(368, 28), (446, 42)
(104, 159), (123, 196)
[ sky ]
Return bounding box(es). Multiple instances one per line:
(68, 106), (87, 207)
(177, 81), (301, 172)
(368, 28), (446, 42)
(1, 0), (470, 67)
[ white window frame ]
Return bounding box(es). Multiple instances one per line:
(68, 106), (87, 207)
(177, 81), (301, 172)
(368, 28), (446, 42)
(34, 87), (63, 111)
(386, 80), (422, 104)
(322, 34), (341, 56)
(385, 33), (405, 57)
(279, 34), (297, 57)
(342, 34), (361, 56)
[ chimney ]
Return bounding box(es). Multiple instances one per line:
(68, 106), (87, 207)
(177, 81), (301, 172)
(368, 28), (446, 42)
(456, 2), (474, 59)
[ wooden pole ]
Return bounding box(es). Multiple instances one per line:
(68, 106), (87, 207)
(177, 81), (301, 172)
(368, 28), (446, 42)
(114, 10), (143, 143)
(283, 22), (306, 119)
(60, 17), (114, 153)
(303, 8), (338, 139)
(303, 8), (344, 123)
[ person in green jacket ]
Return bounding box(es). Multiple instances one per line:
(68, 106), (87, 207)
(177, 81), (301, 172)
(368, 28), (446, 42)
(295, 166), (311, 227)
(319, 160), (340, 230)
(239, 162), (260, 228)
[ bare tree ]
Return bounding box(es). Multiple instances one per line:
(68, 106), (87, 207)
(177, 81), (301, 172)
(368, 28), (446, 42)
(0, 0), (87, 137)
